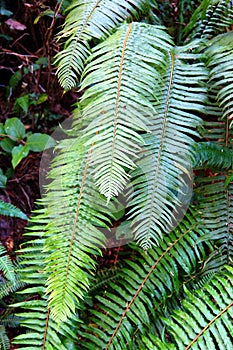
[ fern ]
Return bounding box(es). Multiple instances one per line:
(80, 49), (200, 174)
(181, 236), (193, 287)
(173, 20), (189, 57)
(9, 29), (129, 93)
(77, 23), (172, 201)
(127, 44), (207, 248)
(10, 1), (233, 348)
(184, 0), (233, 41)
(77, 210), (211, 348)
(55, 0), (151, 89)
(0, 244), (22, 350)
(206, 32), (233, 127)
(0, 199), (28, 220)
(154, 266), (233, 349)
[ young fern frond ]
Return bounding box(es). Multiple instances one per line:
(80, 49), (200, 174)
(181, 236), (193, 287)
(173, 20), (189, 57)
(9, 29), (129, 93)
(55, 0), (151, 90)
(77, 211), (211, 349)
(128, 45), (207, 248)
(78, 23), (173, 201)
(13, 210), (78, 349)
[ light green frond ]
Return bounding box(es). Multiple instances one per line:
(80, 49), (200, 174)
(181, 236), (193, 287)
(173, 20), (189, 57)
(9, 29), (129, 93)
(184, 0), (233, 41)
(128, 46), (207, 249)
(78, 23), (173, 201)
(41, 137), (115, 323)
(13, 210), (78, 349)
(205, 32), (233, 127)
(77, 211), (211, 349)
(158, 266), (233, 349)
(55, 0), (151, 89)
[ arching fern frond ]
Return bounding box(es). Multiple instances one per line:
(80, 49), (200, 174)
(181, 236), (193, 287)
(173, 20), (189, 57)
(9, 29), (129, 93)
(184, 0), (233, 42)
(77, 210), (211, 349)
(127, 45), (207, 248)
(78, 23), (173, 201)
(55, 0), (151, 89)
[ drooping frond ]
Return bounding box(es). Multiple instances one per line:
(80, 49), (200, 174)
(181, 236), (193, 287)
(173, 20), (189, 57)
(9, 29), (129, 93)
(13, 210), (78, 349)
(0, 199), (28, 220)
(205, 32), (233, 127)
(155, 266), (233, 349)
(127, 44), (207, 249)
(77, 211), (211, 349)
(41, 137), (115, 323)
(78, 23), (173, 201)
(55, 0), (151, 90)
(184, 0), (233, 42)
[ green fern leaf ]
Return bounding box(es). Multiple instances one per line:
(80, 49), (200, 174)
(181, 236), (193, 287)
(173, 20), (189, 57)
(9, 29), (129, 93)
(128, 45), (207, 248)
(55, 0), (151, 89)
(206, 32), (233, 127)
(184, 0), (233, 41)
(159, 266), (233, 349)
(78, 211), (211, 349)
(0, 199), (28, 220)
(78, 23), (173, 201)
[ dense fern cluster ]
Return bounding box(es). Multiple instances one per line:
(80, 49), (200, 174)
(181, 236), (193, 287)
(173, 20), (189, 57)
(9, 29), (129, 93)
(1, 0), (233, 348)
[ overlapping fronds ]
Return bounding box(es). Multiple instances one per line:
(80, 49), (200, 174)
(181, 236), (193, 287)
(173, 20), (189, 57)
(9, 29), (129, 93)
(78, 23), (173, 202)
(55, 0), (151, 89)
(205, 32), (233, 127)
(77, 211), (211, 349)
(127, 45), (207, 248)
(184, 0), (233, 41)
(153, 266), (233, 349)
(195, 119), (233, 272)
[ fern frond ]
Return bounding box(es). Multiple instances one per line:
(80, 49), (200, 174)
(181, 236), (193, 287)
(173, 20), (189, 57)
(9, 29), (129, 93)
(17, 136), (115, 325)
(205, 32), (233, 127)
(184, 0), (233, 41)
(194, 118), (233, 272)
(157, 266), (233, 349)
(0, 325), (10, 350)
(78, 23), (173, 201)
(0, 244), (15, 283)
(77, 210), (211, 349)
(13, 210), (78, 349)
(128, 45), (207, 248)
(0, 199), (28, 220)
(194, 142), (233, 169)
(55, 0), (151, 89)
